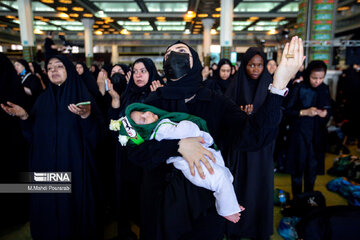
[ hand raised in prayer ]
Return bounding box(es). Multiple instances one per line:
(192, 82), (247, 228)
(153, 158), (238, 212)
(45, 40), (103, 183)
(68, 103), (91, 119)
(106, 79), (121, 109)
(240, 104), (254, 115)
(0, 101), (28, 120)
(178, 137), (216, 179)
(125, 71), (131, 84)
(150, 80), (164, 92)
(273, 36), (306, 90)
(97, 70), (107, 96)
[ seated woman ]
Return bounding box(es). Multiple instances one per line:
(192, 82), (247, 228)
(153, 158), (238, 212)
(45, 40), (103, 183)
(1, 55), (104, 240)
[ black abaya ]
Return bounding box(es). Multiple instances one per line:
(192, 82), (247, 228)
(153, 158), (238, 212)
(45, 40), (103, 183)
(22, 55), (103, 240)
(126, 42), (284, 240)
(225, 47), (277, 240)
(204, 58), (233, 95)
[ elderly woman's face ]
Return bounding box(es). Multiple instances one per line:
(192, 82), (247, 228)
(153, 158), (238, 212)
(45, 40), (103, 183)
(133, 62), (149, 87)
(47, 58), (67, 85)
(164, 43), (193, 68)
(14, 62), (25, 75)
(76, 64), (84, 75)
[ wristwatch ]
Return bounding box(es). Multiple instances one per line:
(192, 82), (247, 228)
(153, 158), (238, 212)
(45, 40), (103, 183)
(268, 83), (289, 97)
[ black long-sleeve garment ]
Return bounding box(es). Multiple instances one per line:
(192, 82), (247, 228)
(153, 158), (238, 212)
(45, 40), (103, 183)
(111, 88), (283, 240)
(109, 41), (284, 240)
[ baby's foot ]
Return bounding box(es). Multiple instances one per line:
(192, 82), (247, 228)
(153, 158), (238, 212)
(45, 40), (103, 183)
(224, 212), (241, 223)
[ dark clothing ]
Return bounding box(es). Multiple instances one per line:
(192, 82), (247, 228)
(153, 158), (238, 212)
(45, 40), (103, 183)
(23, 55), (103, 240)
(77, 62), (101, 101)
(109, 58), (160, 239)
(225, 47), (276, 240)
(125, 88), (283, 240)
(284, 82), (332, 196)
(204, 58), (233, 95)
(0, 53), (30, 229)
(121, 42), (283, 240)
(21, 73), (43, 107)
(44, 37), (58, 61)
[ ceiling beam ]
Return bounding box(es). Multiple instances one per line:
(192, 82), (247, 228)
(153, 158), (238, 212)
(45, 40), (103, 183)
(0, 2), (17, 12)
(269, 0), (292, 13)
(134, 0), (158, 31)
(242, 20), (260, 31)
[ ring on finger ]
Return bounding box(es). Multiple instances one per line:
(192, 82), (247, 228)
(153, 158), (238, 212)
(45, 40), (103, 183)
(286, 53), (295, 58)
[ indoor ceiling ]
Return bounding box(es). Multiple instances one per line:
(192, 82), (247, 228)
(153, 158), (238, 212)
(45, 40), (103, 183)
(0, 0), (299, 36)
(0, 0), (359, 45)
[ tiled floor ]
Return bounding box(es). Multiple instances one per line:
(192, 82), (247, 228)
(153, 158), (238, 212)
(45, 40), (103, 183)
(1, 147), (357, 240)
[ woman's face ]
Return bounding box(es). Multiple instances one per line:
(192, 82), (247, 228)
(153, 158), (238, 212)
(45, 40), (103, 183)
(164, 43), (193, 69)
(111, 65), (124, 77)
(309, 70), (325, 88)
(76, 64), (84, 75)
(266, 60), (277, 75)
(90, 65), (95, 72)
(133, 62), (149, 88)
(47, 58), (67, 85)
(246, 54), (264, 80)
(29, 62), (35, 74)
(219, 64), (231, 80)
(14, 61), (25, 75)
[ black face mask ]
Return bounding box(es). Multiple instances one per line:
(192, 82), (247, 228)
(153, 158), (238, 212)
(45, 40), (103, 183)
(111, 73), (127, 94)
(163, 51), (191, 80)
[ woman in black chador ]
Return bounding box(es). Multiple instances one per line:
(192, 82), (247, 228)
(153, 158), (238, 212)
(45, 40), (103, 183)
(204, 58), (233, 94)
(225, 47), (277, 240)
(76, 62), (101, 101)
(14, 59), (43, 107)
(1, 55), (104, 240)
(284, 60), (332, 196)
(0, 53), (29, 228)
(119, 37), (304, 240)
(107, 57), (163, 239)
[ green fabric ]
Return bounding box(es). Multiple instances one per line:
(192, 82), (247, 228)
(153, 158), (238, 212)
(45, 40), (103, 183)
(119, 103), (213, 147)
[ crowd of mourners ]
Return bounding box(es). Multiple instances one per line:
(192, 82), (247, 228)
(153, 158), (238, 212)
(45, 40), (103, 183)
(1, 35), (359, 240)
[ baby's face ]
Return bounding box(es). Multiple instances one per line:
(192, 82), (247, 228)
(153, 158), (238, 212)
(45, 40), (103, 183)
(130, 111), (159, 125)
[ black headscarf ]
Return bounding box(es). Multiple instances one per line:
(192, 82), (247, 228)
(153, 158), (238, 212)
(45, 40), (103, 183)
(30, 55), (103, 239)
(76, 62), (99, 99)
(212, 58), (233, 93)
(91, 64), (100, 79)
(0, 53), (24, 106)
(30, 61), (49, 87)
(147, 41), (203, 112)
(15, 59), (31, 75)
(119, 58), (160, 116)
(302, 60), (330, 109)
(226, 47), (272, 113)
(118, 63), (131, 75)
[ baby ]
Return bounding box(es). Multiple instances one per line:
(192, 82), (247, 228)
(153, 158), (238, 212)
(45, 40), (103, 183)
(116, 103), (244, 223)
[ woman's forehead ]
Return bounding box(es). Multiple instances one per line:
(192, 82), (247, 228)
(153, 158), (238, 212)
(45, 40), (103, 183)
(134, 61), (146, 69)
(48, 58), (62, 65)
(166, 43), (190, 53)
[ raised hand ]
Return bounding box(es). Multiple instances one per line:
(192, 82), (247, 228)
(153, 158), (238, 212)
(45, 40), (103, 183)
(0, 101), (28, 120)
(240, 104), (254, 115)
(106, 79), (121, 108)
(150, 80), (164, 92)
(273, 36), (306, 90)
(97, 70), (107, 96)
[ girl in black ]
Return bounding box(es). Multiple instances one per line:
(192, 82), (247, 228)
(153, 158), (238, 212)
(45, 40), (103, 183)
(284, 60), (332, 196)
(204, 58), (233, 94)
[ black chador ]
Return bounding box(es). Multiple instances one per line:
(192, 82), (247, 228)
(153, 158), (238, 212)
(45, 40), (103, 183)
(225, 47), (278, 240)
(22, 55), (103, 240)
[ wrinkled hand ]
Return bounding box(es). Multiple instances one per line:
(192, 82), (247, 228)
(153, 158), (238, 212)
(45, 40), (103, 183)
(178, 137), (216, 179)
(1, 101), (28, 120)
(150, 80), (164, 92)
(317, 109), (327, 118)
(68, 103), (91, 119)
(273, 36), (306, 90)
(240, 104), (254, 115)
(106, 79), (121, 108)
